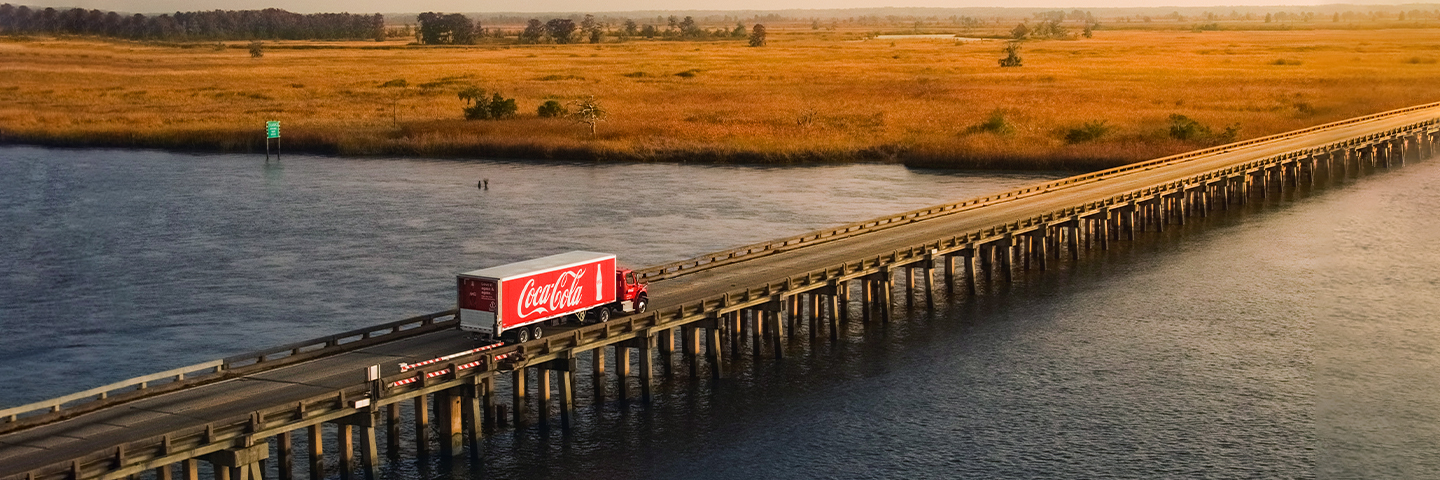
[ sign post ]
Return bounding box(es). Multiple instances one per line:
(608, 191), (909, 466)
(265, 121), (280, 159)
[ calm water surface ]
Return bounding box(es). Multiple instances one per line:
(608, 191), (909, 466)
(2, 146), (1437, 477)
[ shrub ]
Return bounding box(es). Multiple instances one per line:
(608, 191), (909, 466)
(1064, 120), (1110, 143)
(459, 88), (517, 120)
(674, 69), (700, 78)
(967, 109), (1016, 136)
(1271, 58), (1302, 66)
(999, 41), (1023, 67)
(248, 41), (263, 58)
(538, 100), (568, 118)
(1167, 114), (1209, 140)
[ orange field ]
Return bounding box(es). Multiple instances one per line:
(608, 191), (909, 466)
(3, 26), (1440, 169)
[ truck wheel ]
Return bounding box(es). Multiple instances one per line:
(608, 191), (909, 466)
(531, 325), (543, 340)
(594, 307), (610, 323)
(515, 328), (530, 343)
(635, 296), (648, 315)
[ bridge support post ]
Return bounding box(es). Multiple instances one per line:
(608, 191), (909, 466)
(860, 282), (873, 323)
(337, 424), (354, 480)
(414, 394), (430, 455)
(616, 344), (631, 401)
(480, 376), (495, 433)
(438, 387), (463, 457)
(685, 325), (701, 377)
(880, 270), (894, 323)
(1099, 210), (1111, 250)
(537, 368), (551, 427)
(638, 334), (656, 402)
(751, 310), (764, 358)
(307, 425), (323, 480)
(708, 321), (725, 379)
(182, 459), (200, 480)
(592, 347), (606, 401)
(962, 248), (978, 295)
(464, 377), (483, 451)
(1036, 230), (1049, 271)
(385, 404), (399, 457)
(1066, 221), (1080, 261)
(276, 432), (292, 480)
(924, 258), (936, 311)
(557, 355), (577, 430)
(770, 309), (785, 359)
(658, 329), (674, 379)
(829, 290), (841, 340)
(511, 368), (527, 427)
(1000, 236), (1014, 283)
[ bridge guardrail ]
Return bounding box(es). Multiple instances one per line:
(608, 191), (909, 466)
(634, 101), (1440, 282)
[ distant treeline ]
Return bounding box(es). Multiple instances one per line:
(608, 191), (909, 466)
(0, 4), (384, 40)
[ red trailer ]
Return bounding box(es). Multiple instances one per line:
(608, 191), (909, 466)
(457, 251), (648, 343)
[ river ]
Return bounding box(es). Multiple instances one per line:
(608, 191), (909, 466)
(2, 145), (1436, 477)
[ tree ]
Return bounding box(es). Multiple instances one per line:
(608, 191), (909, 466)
(459, 87), (517, 120)
(545, 18), (576, 44)
(623, 19), (637, 36)
(999, 41), (1023, 67)
(538, 100), (568, 117)
(678, 15), (698, 37)
(1011, 22), (1029, 39)
(519, 19), (544, 44)
(416, 12), (475, 45)
(570, 95), (605, 135)
(749, 23), (766, 47)
(732, 21), (746, 38)
(248, 41), (263, 58)
(640, 24), (657, 38)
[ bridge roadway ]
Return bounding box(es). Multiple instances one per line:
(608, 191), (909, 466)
(2, 105), (1438, 478)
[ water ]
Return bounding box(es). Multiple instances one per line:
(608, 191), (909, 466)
(0, 146), (1059, 406)
(3, 146), (1437, 477)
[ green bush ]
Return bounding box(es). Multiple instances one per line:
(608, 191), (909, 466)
(1064, 120), (1110, 143)
(538, 100), (568, 118)
(460, 88), (518, 120)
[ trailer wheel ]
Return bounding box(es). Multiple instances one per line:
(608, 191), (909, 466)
(593, 307), (610, 323)
(531, 325), (543, 340)
(515, 328), (530, 344)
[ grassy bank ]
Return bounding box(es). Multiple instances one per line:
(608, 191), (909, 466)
(3, 27), (1440, 169)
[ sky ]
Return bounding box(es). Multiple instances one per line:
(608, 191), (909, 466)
(32, 0), (1385, 15)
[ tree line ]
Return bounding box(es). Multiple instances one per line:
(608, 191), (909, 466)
(415, 12), (764, 45)
(0, 4), (384, 40)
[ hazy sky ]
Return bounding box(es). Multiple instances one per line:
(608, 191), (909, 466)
(42, 0), (1355, 15)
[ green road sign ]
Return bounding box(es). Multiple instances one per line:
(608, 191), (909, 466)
(266, 121), (280, 139)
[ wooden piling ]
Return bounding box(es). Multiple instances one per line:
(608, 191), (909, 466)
(385, 404), (399, 457)
(338, 424), (354, 480)
(277, 432), (293, 480)
(638, 335), (655, 403)
(592, 347), (606, 400)
(511, 368), (527, 426)
(537, 368), (551, 427)
(306, 425), (322, 480)
(707, 324), (725, 379)
(559, 356), (577, 429)
(438, 388), (462, 456)
(617, 345), (631, 400)
(413, 395), (429, 455)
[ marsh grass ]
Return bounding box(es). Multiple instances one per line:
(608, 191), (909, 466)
(3, 28), (1440, 169)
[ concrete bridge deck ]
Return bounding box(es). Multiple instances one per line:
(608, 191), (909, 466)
(3, 103), (1438, 480)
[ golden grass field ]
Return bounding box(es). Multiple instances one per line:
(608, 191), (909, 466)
(3, 26), (1440, 169)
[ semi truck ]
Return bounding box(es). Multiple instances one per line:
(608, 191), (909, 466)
(457, 251), (649, 343)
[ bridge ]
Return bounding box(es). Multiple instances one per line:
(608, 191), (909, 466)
(3, 103), (1438, 480)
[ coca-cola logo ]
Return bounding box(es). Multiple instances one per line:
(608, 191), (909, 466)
(517, 269), (587, 318)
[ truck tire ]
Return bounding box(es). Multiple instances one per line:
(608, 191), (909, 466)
(532, 325), (543, 340)
(593, 307), (610, 323)
(635, 295), (648, 315)
(515, 328), (530, 343)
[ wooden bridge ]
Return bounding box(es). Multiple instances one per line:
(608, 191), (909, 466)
(4, 103), (1439, 480)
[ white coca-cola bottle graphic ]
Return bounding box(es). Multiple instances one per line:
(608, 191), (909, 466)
(595, 263), (603, 301)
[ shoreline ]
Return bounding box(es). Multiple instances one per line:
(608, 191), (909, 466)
(0, 130), (1152, 172)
